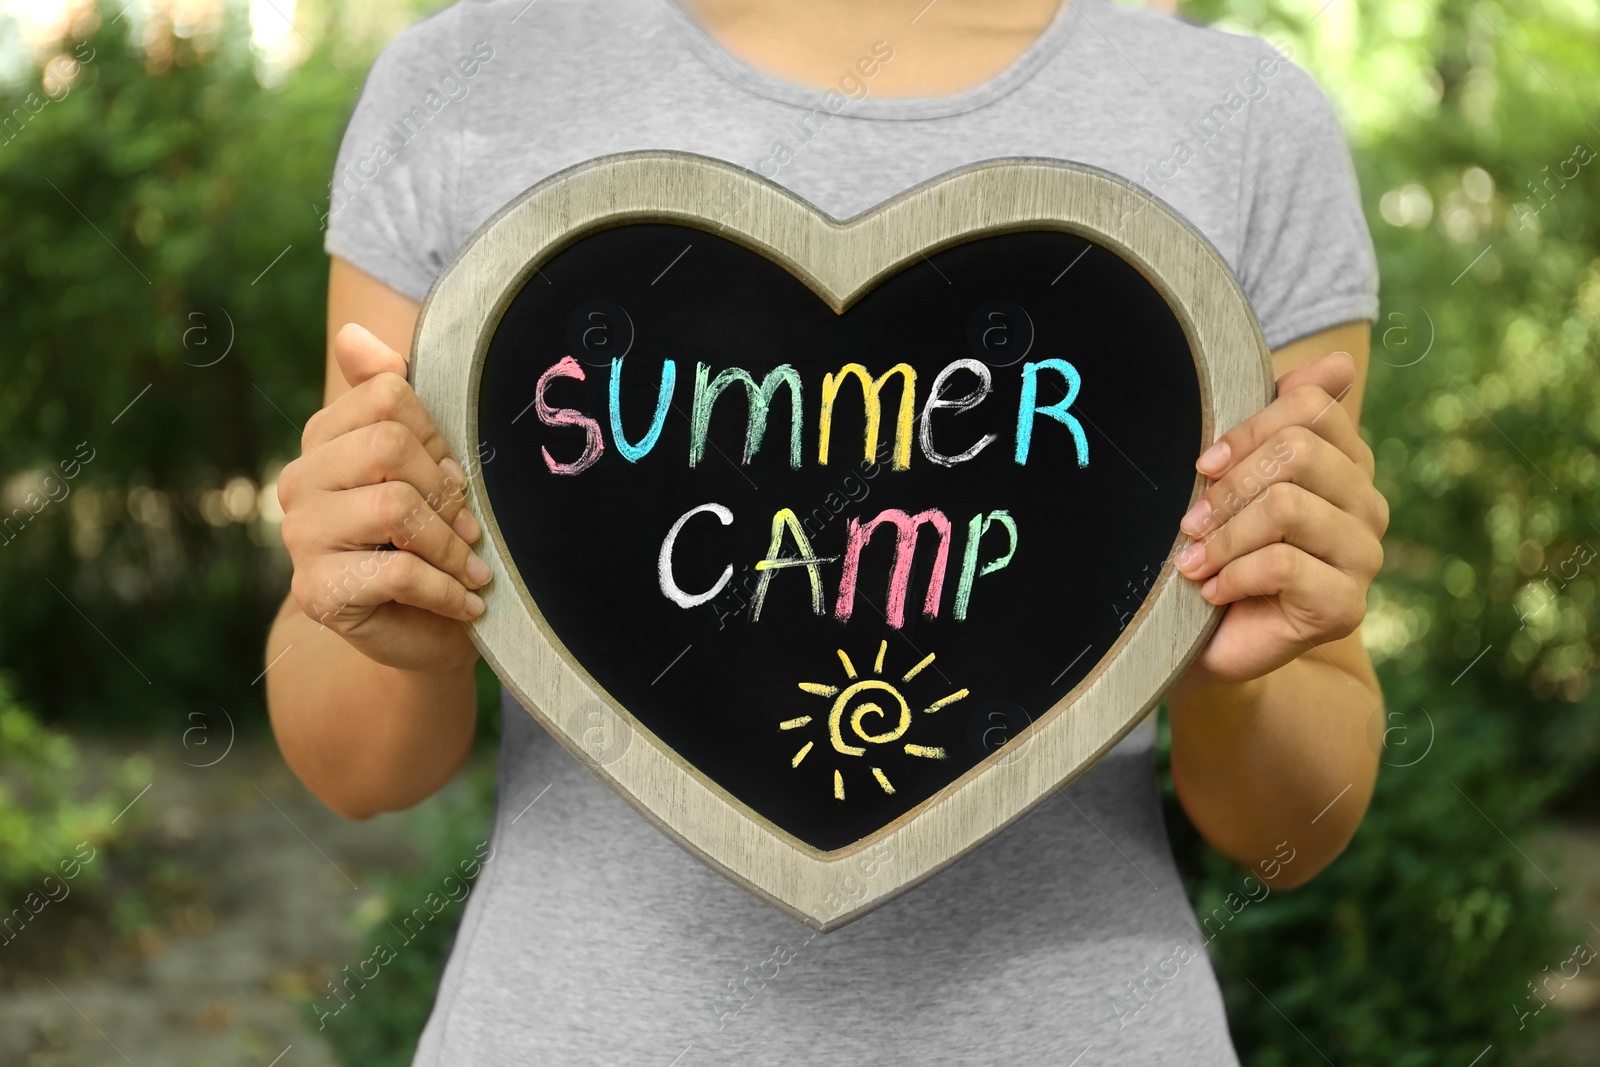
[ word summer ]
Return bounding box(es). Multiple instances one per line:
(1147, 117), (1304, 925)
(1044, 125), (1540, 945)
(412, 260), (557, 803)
(531, 355), (1090, 473)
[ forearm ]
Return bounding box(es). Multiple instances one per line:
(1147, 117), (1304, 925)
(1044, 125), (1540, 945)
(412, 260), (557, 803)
(264, 597), (479, 819)
(1167, 636), (1380, 887)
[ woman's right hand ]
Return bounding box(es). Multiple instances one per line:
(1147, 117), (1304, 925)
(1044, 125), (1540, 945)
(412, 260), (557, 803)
(277, 322), (489, 673)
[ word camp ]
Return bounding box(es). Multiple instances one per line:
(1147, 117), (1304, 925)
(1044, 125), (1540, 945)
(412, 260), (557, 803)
(531, 355), (1093, 630)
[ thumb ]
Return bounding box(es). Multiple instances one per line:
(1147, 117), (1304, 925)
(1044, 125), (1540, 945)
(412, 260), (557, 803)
(333, 323), (407, 389)
(1275, 349), (1355, 402)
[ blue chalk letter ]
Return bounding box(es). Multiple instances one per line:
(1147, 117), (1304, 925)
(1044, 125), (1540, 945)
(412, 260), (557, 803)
(610, 357), (675, 463)
(1015, 359), (1089, 467)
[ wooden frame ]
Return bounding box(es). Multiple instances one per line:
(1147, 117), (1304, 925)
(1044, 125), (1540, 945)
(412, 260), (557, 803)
(411, 151), (1272, 930)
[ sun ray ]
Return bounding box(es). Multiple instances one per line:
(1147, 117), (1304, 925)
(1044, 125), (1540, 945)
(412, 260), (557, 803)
(799, 682), (839, 697)
(873, 640), (888, 674)
(833, 769), (845, 799)
(904, 744), (947, 760)
(922, 689), (969, 714)
(779, 716), (813, 730)
(836, 648), (858, 679)
(872, 767), (895, 794)
(902, 652), (936, 682)
(792, 741), (814, 767)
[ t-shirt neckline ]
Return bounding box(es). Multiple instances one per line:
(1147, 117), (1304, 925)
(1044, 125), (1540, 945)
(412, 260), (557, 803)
(662, 0), (1087, 121)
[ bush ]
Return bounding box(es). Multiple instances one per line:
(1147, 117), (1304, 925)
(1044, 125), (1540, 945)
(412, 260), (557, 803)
(0, 1), (435, 730)
(1167, 1), (1600, 1059)
(0, 675), (145, 914)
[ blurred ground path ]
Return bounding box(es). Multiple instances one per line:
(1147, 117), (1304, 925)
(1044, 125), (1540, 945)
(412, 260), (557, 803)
(0, 734), (468, 1067)
(1532, 820), (1600, 1064)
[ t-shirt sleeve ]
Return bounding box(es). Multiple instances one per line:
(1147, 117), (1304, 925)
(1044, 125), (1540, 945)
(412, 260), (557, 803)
(323, 10), (462, 302)
(1235, 45), (1379, 350)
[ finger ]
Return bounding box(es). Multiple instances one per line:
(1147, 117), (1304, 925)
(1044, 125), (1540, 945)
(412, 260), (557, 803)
(1181, 428), (1385, 540)
(1174, 482), (1382, 582)
(303, 549), (485, 623)
(285, 481), (490, 591)
(304, 369), (451, 464)
(1197, 356), (1373, 480)
(279, 451), (479, 544)
(1199, 542), (1366, 641)
(290, 561), (364, 629)
(285, 421), (468, 527)
(335, 322), (407, 390)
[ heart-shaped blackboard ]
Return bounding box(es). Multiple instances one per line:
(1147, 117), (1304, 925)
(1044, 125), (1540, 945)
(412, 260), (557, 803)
(412, 152), (1271, 929)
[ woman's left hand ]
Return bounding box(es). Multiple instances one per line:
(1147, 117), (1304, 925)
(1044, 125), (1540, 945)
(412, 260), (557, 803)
(1174, 352), (1389, 682)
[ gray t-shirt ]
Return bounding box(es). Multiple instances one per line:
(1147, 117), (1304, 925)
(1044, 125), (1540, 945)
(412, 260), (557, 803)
(324, 1), (1379, 1063)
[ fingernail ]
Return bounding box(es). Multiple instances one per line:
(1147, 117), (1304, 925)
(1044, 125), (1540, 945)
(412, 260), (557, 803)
(1201, 577), (1219, 600)
(464, 591), (485, 617)
(466, 553), (491, 587)
(453, 509), (482, 544)
(1180, 499), (1213, 536)
(440, 456), (467, 488)
(1176, 541), (1204, 572)
(1197, 440), (1230, 476)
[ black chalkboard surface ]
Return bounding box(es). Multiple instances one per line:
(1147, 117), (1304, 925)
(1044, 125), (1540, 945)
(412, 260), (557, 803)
(478, 221), (1200, 852)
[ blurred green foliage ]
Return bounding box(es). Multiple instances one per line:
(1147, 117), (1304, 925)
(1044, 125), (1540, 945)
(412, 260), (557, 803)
(0, 2), (338, 724)
(1165, 0), (1600, 1062)
(0, 677), (145, 903)
(0, 0), (1596, 1063)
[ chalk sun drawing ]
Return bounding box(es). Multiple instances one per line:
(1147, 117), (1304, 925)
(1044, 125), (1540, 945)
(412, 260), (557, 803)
(781, 641), (968, 801)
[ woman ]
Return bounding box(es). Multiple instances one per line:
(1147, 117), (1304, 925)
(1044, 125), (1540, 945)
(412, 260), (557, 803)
(266, 0), (1387, 1062)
